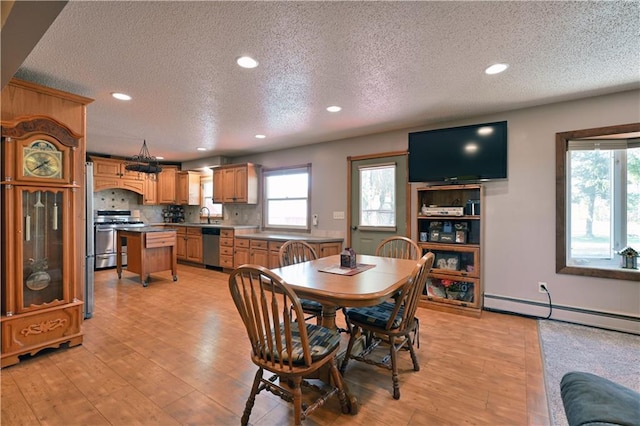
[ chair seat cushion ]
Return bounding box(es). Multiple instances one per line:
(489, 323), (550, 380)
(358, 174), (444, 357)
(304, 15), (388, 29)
(300, 298), (323, 314)
(266, 323), (341, 365)
(345, 301), (404, 329)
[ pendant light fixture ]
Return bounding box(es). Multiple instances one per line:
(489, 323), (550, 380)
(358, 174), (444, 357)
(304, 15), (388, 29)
(125, 140), (162, 174)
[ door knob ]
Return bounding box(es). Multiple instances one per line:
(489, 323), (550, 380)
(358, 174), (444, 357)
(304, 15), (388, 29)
(351, 226), (358, 230)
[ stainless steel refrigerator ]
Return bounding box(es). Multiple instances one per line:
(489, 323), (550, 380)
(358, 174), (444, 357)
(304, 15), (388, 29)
(84, 162), (95, 318)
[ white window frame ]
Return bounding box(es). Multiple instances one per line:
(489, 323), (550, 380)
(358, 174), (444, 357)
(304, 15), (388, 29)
(200, 175), (223, 219)
(556, 123), (640, 281)
(358, 162), (397, 232)
(262, 164), (311, 231)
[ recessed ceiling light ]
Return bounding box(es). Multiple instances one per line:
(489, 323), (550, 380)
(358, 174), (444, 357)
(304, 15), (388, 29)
(326, 106), (342, 112)
(236, 56), (258, 69)
(196, 147), (207, 151)
(485, 63), (509, 75)
(255, 134), (266, 139)
(111, 92), (131, 101)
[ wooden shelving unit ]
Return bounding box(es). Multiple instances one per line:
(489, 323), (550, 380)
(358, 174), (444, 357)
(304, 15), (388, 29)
(416, 184), (484, 317)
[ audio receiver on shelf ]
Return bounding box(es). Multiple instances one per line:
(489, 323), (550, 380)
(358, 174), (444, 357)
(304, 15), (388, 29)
(422, 206), (464, 216)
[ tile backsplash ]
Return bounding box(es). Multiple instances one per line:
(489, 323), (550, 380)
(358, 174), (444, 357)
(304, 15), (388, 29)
(92, 189), (262, 225)
(91, 189), (342, 239)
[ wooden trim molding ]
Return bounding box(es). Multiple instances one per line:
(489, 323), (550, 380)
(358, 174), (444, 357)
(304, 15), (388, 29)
(1, 115), (82, 148)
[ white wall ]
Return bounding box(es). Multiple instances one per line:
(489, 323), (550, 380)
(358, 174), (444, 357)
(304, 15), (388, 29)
(234, 89), (640, 333)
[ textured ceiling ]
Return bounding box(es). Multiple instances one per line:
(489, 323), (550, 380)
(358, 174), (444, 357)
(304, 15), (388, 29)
(10, 1), (640, 162)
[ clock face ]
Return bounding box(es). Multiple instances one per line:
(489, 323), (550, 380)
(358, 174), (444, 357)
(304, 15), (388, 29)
(23, 140), (63, 179)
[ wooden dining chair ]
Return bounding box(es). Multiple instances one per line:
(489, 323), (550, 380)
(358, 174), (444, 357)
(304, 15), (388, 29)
(279, 240), (323, 325)
(340, 252), (435, 400)
(229, 265), (352, 425)
(375, 236), (421, 260)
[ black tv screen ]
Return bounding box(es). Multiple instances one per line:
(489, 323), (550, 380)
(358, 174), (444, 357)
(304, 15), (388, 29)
(408, 121), (508, 183)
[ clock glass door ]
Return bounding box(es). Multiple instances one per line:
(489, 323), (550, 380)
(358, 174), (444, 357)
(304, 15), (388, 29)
(20, 188), (67, 311)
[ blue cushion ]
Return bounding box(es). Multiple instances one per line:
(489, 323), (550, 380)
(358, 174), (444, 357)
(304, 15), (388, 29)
(300, 298), (323, 314)
(345, 301), (404, 329)
(560, 371), (640, 426)
(263, 322), (341, 365)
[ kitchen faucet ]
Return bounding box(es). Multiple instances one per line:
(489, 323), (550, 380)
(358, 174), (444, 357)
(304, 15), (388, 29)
(200, 206), (211, 224)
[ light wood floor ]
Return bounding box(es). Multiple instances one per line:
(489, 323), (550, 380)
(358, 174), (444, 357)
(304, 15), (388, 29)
(1, 264), (550, 425)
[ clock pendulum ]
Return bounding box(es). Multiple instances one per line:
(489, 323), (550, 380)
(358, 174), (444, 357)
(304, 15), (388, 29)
(25, 191), (51, 291)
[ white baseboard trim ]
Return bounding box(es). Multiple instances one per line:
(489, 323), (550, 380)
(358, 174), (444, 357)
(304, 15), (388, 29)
(483, 293), (640, 335)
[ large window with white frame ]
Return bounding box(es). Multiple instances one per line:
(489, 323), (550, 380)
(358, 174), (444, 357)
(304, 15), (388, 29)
(556, 123), (640, 281)
(358, 163), (396, 230)
(263, 164), (311, 231)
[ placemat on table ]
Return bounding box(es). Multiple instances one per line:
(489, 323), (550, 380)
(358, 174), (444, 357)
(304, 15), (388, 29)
(318, 263), (375, 275)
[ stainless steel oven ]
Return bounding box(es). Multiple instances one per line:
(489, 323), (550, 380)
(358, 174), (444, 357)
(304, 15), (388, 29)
(94, 210), (144, 269)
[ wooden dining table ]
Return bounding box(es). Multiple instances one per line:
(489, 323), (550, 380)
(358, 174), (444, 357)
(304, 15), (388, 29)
(270, 254), (419, 330)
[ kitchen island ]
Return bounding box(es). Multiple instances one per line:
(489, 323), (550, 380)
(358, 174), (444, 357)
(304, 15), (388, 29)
(117, 227), (178, 287)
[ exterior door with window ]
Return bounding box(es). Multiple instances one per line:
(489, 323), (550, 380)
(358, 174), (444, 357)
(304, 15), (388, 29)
(349, 153), (409, 255)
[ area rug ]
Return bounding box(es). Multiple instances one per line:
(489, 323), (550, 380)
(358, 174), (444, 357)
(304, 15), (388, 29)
(538, 320), (640, 426)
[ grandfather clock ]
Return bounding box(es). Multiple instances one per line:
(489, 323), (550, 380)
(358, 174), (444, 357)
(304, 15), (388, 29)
(1, 79), (92, 367)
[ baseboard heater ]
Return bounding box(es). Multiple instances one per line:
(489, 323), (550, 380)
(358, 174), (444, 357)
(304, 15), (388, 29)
(483, 293), (640, 334)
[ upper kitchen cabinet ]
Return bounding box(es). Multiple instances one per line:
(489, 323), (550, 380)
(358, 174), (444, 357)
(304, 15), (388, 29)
(158, 165), (178, 204)
(90, 156), (144, 195)
(212, 163), (259, 204)
(177, 170), (201, 205)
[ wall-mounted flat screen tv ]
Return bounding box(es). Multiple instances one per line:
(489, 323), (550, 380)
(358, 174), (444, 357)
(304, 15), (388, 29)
(408, 121), (508, 184)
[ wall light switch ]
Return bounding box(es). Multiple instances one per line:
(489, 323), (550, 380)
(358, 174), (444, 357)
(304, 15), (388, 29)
(333, 211), (345, 220)
(312, 214), (319, 226)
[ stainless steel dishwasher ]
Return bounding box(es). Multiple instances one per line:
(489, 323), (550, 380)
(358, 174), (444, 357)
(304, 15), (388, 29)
(202, 227), (221, 268)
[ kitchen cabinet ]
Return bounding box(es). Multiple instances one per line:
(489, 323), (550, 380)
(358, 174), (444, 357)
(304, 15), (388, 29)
(1, 78), (93, 367)
(249, 239), (269, 266)
(236, 236), (343, 269)
(220, 229), (235, 268)
(212, 163), (259, 204)
(234, 238), (250, 266)
(269, 241), (285, 268)
(416, 184), (484, 317)
(311, 242), (343, 258)
(175, 226), (203, 264)
(143, 174), (158, 205)
(90, 156), (145, 195)
(177, 171), (201, 205)
(158, 165), (178, 204)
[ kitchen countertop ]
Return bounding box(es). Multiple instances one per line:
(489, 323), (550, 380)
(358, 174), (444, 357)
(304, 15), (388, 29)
(235, 233), (343, 243)
(118, 226), (175, 233)
(153, 223), (259, 230)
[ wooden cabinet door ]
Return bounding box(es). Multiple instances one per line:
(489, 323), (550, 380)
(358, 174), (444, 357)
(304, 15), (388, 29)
(251, 249), (269, 268)
(213, 169), (224, 203)
(91, 157), (121, 177)
(233, 166), (248, 202)
(317, 242), (343, 258)
(186, 228), (202, 263)
(176, 228), (187, 260)
(176, 172), (188, 204)
(158, 166), (177, 204)
(143, 175), (158, 205)
(177, 171), (201, 205)
(235, 247), (250, 266)
(222, 167), (237, 202)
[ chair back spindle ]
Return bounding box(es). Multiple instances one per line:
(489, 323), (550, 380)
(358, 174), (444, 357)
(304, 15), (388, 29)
(279, 240), (318, 267)
(375, 236), (421, 260)
(229, 265), (312, 370)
